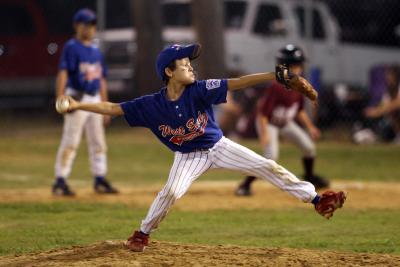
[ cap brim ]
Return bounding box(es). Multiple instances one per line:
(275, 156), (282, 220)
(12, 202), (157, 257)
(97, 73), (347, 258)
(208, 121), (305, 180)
(74, 18), (97, 25)
(177, 44), (201, 61)
(87, 19), (97, 25)
(82, 19), (97, 25)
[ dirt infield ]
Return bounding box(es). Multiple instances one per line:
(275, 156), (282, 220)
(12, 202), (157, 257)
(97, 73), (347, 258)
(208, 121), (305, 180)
(0, 180), (399, 210)
(1, 240), (399, 267)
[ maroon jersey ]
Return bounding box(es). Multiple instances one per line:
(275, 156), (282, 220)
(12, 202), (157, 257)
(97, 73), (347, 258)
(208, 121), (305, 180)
(258, 81), (304, 127)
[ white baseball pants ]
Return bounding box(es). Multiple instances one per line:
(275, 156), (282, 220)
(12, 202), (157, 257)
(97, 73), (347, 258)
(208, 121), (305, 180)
(140, 137), (317, 234)
(260, 121), (316, 161)
(54, 93), (107, 179)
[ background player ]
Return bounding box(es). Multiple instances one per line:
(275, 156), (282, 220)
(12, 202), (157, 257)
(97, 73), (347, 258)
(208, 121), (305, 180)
(56, 43), (346, 251)
(52, 8), (118, 196)
(365, 65), (400, 143)
(236, 45), (330, 196)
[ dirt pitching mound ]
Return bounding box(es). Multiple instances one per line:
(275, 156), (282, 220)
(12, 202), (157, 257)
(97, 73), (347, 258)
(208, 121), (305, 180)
(1, 241), (399, 267)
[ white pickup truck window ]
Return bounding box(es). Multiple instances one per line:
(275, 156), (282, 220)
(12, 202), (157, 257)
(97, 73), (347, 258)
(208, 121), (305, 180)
(294, 7), (326, 40)
(253, 4), (286, 36)
(224, 1), (247, 29)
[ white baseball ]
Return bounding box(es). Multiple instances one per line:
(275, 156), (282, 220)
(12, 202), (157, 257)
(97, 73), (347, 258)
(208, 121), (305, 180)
(55, 98), (70, 114)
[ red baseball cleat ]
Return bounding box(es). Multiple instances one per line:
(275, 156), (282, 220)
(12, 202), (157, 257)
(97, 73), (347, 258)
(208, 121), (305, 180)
(125, 231), (149, 252)
(315, 190), (347, 219)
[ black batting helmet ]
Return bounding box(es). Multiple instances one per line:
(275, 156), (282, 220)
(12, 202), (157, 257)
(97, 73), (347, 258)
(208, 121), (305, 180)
(276, 44), (305, 65)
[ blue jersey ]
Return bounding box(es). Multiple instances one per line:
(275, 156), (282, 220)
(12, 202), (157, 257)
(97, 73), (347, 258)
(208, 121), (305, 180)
(121, 79), (228, 153)
(59, 39), (107, 95)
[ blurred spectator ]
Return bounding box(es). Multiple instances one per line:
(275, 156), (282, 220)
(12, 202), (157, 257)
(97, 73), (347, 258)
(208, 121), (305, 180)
(364, 65), (400, 144)
(217, 90), (242, 137)
(217, 70), (265, 138)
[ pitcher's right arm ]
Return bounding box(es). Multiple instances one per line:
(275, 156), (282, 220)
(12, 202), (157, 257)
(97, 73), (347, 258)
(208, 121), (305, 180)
(60, 95), (124, 116)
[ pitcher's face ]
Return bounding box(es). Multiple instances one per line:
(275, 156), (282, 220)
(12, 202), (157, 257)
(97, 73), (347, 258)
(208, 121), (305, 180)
(171, 58), (196, 85)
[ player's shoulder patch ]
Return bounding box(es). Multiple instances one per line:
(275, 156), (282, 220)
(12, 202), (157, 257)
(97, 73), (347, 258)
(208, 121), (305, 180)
(205, 79), (221, 90)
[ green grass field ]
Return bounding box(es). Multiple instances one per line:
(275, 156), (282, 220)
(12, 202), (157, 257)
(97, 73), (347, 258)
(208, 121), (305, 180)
(1, 203), (399, 256)
(1, 122), (400, 257)
(1, 122), (399, 189)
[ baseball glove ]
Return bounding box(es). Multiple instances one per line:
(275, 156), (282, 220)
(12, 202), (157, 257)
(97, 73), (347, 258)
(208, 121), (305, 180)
(275, 64), (318, 102)
(315, 191), (347, 219)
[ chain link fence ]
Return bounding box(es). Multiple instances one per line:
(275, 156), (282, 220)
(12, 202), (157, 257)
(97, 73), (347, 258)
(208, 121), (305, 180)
(1, 0), (399, 142)
(317, 0), (400, 143)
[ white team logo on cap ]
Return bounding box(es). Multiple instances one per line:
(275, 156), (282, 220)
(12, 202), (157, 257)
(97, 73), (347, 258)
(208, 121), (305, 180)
(171, 44), (181, 50)
(206, 79), (221, 90)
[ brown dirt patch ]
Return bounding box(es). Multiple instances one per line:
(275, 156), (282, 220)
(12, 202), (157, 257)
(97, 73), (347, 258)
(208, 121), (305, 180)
(0, 180), (399, 211)
(1, 240), (399, 267)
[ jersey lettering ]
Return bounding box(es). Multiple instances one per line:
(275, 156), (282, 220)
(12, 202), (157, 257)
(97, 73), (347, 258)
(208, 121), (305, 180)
(158, 125), (186, 137)
(79, 62), (103, 82)
(271, 103), (299, 127)
(158, 112), (208, 146)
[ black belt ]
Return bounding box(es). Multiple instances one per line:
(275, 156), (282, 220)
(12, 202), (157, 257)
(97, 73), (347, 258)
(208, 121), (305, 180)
(68, 89), (97, 100)
(84, 91), (97, 96)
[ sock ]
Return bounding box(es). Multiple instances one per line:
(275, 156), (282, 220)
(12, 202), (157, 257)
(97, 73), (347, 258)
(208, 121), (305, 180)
(140, 230), (149, 236)
(302, 157), (314, 178)
(95, 176), (105, 183)
(55, 177), (66, 184)
(242, 176), (257, 187)
(312, 195), (320, 205)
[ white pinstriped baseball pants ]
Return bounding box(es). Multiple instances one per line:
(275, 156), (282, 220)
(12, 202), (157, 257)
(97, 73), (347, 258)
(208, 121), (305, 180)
(140, 137), (317, 234)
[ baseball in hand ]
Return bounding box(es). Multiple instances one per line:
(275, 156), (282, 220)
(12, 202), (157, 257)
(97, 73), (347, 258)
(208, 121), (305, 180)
(55, 97), (70, 114)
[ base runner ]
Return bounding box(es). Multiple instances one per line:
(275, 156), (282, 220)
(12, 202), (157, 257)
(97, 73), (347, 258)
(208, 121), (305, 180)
(56, 43), (346, 252)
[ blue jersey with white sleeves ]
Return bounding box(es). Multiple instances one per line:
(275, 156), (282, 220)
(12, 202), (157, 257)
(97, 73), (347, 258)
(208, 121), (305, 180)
(59, 38), (107, 95)
(121, 79), (228, 153)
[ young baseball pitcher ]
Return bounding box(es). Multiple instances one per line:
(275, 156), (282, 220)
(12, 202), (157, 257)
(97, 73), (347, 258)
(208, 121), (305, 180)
(52, 8), (118, 196)
(56, 44), (346, 252)
(236, 45), (330, 197)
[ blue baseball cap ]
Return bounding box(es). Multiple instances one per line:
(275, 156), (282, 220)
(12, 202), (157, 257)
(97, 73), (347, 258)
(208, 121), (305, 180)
(73, 8), (97, 24)
(156, 44), (201, 81)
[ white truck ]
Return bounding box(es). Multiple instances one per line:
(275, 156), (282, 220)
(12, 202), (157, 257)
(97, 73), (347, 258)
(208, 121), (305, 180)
(99, 0), (400, 92)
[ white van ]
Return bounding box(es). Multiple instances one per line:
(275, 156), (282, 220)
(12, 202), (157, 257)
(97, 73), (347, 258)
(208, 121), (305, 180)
(99, 0), (400, 92)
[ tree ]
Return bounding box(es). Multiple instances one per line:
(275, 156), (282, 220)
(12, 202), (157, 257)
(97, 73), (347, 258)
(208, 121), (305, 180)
(132, 0), (163, 96)
(192, 0), (226, 79)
